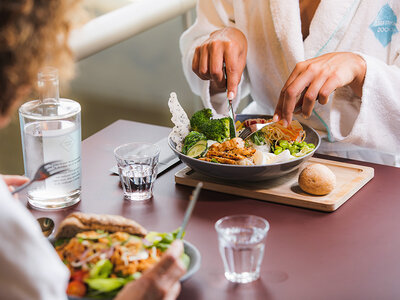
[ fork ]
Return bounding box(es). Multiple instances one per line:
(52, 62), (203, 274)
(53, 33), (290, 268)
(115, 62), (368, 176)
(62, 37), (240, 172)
(176, 182), (203, 240)
(12, 160), (68, 195)
(239, 107), (302, 140)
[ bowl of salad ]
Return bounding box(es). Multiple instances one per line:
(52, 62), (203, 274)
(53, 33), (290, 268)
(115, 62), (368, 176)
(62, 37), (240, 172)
(168, 110), (320, 181)
(53, 213), (200, 299)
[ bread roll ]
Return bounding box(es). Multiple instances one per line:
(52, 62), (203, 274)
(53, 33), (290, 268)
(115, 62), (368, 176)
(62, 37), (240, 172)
(298, 163), (336, 195)
(55, 212), (147, 239)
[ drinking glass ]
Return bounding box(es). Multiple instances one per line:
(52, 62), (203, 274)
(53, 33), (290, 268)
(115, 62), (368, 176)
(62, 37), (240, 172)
(114, 142), (160, 201)
(215, 215), (270, 283)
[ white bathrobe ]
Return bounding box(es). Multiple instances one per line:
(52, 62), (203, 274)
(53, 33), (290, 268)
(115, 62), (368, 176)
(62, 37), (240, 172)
(0, 178), (69, 299)
(180, 0), (400, 166)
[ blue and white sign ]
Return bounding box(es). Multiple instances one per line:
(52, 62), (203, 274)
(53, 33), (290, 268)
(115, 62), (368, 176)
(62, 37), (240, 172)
(370, 4), (398, 47)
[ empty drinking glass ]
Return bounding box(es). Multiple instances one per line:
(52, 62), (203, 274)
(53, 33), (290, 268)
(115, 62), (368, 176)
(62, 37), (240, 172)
(215, 215), (270, 283)
(114, 142), (160, 201)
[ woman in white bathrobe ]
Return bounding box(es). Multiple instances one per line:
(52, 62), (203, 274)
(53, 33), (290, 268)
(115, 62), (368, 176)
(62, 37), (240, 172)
(180, 0), (400, 166)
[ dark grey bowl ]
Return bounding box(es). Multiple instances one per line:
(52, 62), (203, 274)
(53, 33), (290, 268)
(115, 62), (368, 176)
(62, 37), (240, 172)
(169, 114), (320, 181)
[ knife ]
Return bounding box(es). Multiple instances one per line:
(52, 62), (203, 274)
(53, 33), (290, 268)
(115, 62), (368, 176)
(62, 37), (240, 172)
(223, 64), (237, 137)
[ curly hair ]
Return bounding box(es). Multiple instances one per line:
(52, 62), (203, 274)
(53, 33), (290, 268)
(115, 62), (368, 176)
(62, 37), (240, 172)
(0, 0), (80, 116)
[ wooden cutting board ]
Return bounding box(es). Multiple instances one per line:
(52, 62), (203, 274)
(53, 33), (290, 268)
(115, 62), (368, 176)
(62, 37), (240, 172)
(174, 157), (374, 212)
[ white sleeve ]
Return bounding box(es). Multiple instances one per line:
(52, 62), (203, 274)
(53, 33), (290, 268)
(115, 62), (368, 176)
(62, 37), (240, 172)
(0, 179), (69, 300)
(179, 0), (250, 116)
(329, 52), (400, 154)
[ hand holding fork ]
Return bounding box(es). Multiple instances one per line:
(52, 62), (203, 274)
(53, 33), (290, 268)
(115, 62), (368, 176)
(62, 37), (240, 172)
(11, 161), (68, 195)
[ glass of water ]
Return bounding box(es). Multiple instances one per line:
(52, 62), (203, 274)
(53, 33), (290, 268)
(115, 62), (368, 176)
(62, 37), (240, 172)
(215, 215), (270, 283)
(114, 142), (160, 201)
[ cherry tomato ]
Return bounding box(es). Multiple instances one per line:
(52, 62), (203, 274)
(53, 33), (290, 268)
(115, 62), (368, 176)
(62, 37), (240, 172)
(67, 281), (87, 297)
(71, 270), (89, 282)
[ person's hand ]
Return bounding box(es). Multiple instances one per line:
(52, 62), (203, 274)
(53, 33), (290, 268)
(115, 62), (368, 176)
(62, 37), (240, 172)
(273, 52), (366, 126)
(192, 27), (247, 100)
(115, 240), (186, 300)
(1, 175), (29, 193)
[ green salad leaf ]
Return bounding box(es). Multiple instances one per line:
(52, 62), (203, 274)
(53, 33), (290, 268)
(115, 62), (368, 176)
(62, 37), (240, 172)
(54, 238), (70, 247)
(251, 131), (266, 145)
(89, 259), (113, 279)
(181, 253), (190, 270)
(85, 278), (128, 293)
(145, 228), (183, 251)
(182, 131), (207, 155)
(85, 273), (141, 295)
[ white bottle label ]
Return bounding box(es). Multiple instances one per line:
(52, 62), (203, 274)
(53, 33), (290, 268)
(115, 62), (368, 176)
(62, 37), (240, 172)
(42, 122), (81, 194)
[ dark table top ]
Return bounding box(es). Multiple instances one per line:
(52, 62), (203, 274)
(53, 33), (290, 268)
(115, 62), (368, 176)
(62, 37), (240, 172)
(28, 120), (400, 300)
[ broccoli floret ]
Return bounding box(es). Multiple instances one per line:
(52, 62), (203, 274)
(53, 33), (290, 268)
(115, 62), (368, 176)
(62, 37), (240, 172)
(203, 118), (231, 143)
(190, 108), (213, 132)
(189, 109), (231, 142)
(182, 131), (207, 154)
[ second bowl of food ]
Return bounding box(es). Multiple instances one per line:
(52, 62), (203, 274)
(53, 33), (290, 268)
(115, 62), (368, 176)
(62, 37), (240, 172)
(169, 113), (320, 181)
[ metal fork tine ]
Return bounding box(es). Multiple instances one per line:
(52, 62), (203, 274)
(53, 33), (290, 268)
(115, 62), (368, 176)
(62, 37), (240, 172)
(239, 127), (251, 139)
(42, 161), (68, 177)
(243, 128), (252, 139)
(49, 168), (68, 176)
(43, 165), (55, 172)
(239, 120), (278, 140)
(43, 160), (61, 169)
(45, 165), (58, 172)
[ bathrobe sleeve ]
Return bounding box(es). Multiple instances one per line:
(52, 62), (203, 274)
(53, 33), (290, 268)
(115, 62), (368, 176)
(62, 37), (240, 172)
(0, 179), (69, 300)
(329, 52), (400, 154)
(180, 0), (250, 115)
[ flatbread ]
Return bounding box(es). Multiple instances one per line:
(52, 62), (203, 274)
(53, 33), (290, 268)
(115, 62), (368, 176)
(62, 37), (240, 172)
(55, 212), (147, 239)
(168, 92), (190, 152)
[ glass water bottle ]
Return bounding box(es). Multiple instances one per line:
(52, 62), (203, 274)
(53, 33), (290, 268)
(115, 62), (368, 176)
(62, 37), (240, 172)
(19, 67), (81, 209)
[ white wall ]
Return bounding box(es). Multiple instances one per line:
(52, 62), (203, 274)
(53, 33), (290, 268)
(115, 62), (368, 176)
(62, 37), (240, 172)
(67, 13), (202, 127)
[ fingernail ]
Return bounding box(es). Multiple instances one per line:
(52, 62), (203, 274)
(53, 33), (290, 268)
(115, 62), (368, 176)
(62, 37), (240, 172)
(227, 92), (235, 100)
(282, 119), (288, 127)
(302, 113), (309, 119)
(272, 114), (279, 122)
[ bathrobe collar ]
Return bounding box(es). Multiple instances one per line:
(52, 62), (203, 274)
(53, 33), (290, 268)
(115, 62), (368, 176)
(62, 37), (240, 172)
(269, 0), (361, 69)
(269, 0), (304, 71)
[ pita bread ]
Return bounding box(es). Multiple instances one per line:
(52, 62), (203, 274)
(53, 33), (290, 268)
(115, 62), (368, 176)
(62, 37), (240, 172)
(55, 212), (147, 239)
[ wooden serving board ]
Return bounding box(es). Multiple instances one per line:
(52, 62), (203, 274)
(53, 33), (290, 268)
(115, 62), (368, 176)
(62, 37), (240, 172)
(174, 157), (374, 212)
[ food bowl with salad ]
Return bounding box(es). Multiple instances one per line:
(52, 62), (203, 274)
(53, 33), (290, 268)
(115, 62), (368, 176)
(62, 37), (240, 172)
(54, 213), (200, 299)
(168, 106), (320, 181)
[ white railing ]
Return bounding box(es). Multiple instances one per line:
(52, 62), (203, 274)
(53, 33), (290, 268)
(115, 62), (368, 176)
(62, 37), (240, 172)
(69, 0), (196, 61)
